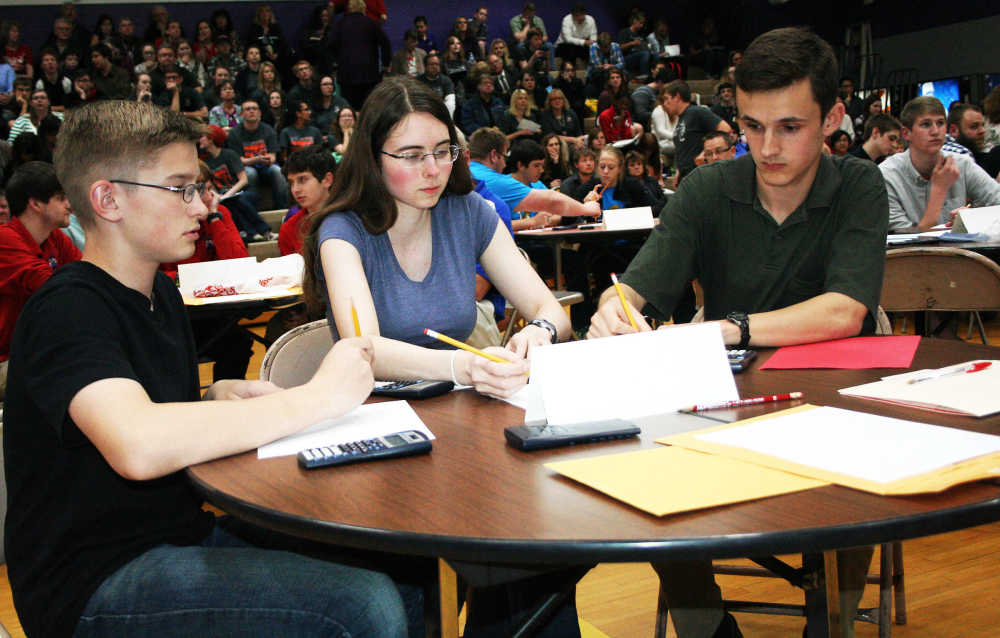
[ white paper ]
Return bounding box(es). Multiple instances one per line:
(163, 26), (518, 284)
(499, 382), (547, 425)
(695, 406), (1000, 484)
(257, 400), (434, 459)
(179, 254), (304, 300)
(179, 257), (258, 297)
(840, 360), (1000, 417)
(953, 205), (1000, 234)
(603, 206), (654, 230)
(530, 323), (738, 425)
(886, 230), (948, 244)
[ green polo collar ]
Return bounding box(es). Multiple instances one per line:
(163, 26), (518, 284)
(721, 152), (844, 213)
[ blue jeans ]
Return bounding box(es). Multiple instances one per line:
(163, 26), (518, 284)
(624, 49), (651, 77)
(74, 516), (427, 638)
(246, 163), (289, 209)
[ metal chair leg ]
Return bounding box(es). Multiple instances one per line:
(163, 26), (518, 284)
(892, 542), (907, 625)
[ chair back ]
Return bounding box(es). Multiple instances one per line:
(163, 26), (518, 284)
(881, 247), (1000, 312)
(259, 319), (334, 388)
(0, 424), (5, 564)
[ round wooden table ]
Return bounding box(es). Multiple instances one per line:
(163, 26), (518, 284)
(188, 338), (1000, 636)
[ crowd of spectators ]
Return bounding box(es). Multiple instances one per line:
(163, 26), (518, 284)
(5, 1), (1000, 345)
(0, 2), (736, 200)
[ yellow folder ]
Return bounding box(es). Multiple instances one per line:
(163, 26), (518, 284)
(545, 446), (827, 517)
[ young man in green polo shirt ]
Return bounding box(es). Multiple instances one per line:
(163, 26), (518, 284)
(588, 27), (888, 638)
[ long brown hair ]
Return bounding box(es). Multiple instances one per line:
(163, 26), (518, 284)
(302, 77), (474, 314)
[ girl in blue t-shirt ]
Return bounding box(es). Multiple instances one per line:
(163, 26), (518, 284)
(302, 78), (570, 399)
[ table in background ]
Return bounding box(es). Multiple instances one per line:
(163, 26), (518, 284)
(514, 224), (653, 287)
(183, 288), (302, 356)
(188, 338), (1000, 637)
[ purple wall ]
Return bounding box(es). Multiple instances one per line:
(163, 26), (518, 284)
(8, 0), (999, 74)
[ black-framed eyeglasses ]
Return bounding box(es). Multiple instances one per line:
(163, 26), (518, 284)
(381, 145), (461, 168)
(110, 179), (204, 203)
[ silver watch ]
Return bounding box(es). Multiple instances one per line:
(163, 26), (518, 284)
(529, 318), (558, 343)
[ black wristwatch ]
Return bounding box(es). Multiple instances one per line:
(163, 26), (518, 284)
(206, 211), (223, 223)
(725, 311), (750, 349)
(529, 318), (558, 343)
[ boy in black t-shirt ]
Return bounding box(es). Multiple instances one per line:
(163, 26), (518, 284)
(3, 100), (422, 638)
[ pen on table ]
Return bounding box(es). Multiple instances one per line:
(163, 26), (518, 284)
(906, 361), (991, 384)
(351, 301), (361, 337)
(423, 328), (513, 365)
(684, 392), (804, 412)
(610, 273), (638, 331)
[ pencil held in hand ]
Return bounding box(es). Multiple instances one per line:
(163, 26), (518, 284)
(610, 273), (639, 331)
(423, 328), (512, 364)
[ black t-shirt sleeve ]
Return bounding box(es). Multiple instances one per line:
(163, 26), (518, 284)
(223, 149), (245, 179)
(19, 282), (144, 444)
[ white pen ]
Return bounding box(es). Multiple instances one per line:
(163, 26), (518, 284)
(906, 361), (992, 385)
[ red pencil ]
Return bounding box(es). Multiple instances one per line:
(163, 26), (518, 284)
(684, 392), (803, 412)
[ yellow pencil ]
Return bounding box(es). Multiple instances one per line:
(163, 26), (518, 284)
(610, 273), (639, 331)
(424, 328), (511, 364)
(351, 301), (361, 337)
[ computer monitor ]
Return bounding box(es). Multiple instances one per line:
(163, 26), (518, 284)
(919, 78), (961, 112)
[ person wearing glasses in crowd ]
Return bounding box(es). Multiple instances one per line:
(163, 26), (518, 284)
(303, 77), (571, 396)
(5, 100), (428, 638)
(695, 130), (735, 166)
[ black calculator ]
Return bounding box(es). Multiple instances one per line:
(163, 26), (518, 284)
(371, 379), (454, 399)
(297, 430), (432, 469)
(727, 349), (757, 373)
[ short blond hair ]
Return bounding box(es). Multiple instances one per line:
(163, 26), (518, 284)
(54, 101), (203, 227)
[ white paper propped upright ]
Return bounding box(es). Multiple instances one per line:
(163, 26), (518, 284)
(694, 405), (1000, 484)
(257, 400), (435, 459)
(603, 206), (654, 230)
(528, 323), (738, 425)
(952, 205), (1000, 235)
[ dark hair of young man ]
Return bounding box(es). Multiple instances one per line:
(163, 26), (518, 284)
(734, 27), (838, 118)
(509, 139), (545, 170)
(414, 15), (427, 26)
(862, 113), (901, 142)
(6, 161), (64, 217)
(653, 67), (674, 84)
(91, 43), (113, 60)
(947, 103), (982, 130)
(284, 144), (338, 181)
(664, 79), (691, 102)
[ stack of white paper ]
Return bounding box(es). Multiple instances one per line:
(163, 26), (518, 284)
(693, 405), (1000, 484)
(839, 360), (1000, 417)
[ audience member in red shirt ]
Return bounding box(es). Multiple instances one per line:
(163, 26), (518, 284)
(278, 144), (336, 256)
(266, 145), (336, 342)
(0, 162), (80, 363)
(598, 96), (644, 143)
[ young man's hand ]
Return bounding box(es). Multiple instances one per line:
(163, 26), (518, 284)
(313, 337), (375, 412)
(587, 294), (651, 338)
(930, 153), (960, 192)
